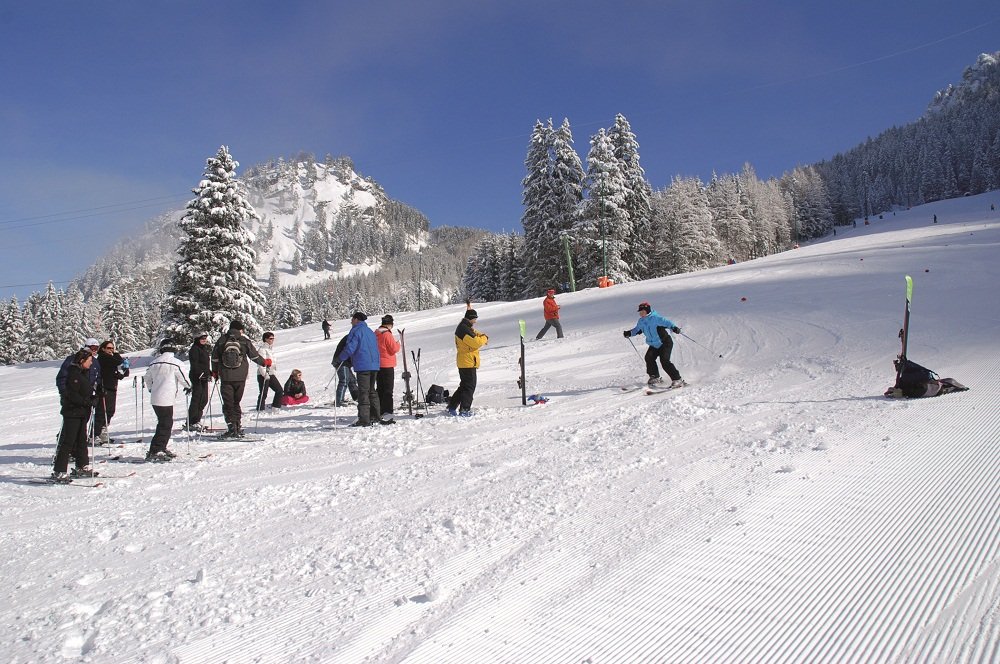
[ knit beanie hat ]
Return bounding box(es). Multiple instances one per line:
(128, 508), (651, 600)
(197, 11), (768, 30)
(464, 309), (478, 320)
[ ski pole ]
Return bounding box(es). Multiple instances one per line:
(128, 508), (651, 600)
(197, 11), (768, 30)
(677, 331), (723, 358)
(184, 390), (192, 456)
(626, 337), (643, 359)
(208, 378), (219, 432)
(140, 375), (146, 444)
(89, 407), (96, 471)
(134, 376), (140, 444)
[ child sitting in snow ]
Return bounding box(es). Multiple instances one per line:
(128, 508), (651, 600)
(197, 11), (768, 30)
(281, 370), (309, 406)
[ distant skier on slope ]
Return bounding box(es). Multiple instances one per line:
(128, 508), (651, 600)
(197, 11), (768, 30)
(623, 301), (685, 388)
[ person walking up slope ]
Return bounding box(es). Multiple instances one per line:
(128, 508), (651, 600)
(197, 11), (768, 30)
(336, 312), (381, 427)
(623, 301), (686, 388)
(535, 289), (564, 340)
(447, 308), (488, 417)
(145, 338), (191, 462)
(375, 314), (401, 424)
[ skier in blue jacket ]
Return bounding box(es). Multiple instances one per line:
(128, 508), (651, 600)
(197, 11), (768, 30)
(336, 312), (381, 426)
(623, 301), (686, 387)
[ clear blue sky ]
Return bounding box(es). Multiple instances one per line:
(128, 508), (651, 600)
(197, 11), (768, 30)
(1, 1), (997, 299)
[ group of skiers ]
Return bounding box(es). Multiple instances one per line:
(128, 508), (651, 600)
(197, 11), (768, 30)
(50, 291), (687, 481)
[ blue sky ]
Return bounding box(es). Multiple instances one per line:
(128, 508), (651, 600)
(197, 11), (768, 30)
(1, 1), (997, 299)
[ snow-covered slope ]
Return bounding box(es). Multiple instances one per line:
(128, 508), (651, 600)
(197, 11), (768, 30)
(2, 193), (998, 662)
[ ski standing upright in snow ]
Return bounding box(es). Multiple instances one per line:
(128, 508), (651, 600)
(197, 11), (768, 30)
(518, 319), (527, 406)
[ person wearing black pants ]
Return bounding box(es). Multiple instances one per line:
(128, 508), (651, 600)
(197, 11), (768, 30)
(187, 332), (212, 430)
(211, 320), (266, 438)
(375, 315), (400, 423)
(624, 301), (685, 388)
(94, 340), (128, 444)
(256, 332), (283, 410)
(447, 309), (488, 416)
(51, 349), (97, 481)
(145, 339), (191, 461)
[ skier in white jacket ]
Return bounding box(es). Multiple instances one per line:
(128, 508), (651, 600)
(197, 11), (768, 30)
(145, 338), (191, 462)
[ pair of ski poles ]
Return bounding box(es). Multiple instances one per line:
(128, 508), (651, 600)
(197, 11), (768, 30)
(626, 331), (722, 358)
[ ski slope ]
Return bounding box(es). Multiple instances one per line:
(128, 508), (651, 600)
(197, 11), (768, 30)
(1, 194), (998, 663)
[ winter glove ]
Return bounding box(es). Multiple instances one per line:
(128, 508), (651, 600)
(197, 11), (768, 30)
(117, 368), (130, 379)
(623, 330), (631, 338)
(184, 387), (192, 395)
(264, 358), (272, 367)
(671, 326), (681, 334)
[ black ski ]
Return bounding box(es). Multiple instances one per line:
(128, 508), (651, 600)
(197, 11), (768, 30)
(518, 320), (527, 406)
(29, 478), (104, 488)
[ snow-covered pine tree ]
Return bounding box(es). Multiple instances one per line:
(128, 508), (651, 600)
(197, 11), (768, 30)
(521, 120), (557, 297)
(348, 291), (367, 316)
(498, 233), (526, 301)
(651, 176), (721, 275)
(548, 119), (585, 292)
(782, 166), (834, 239)
(707, 174), (752, 263)
(161, 146), (267, 345)
(101, 282), (141, 353)
(608, 114), (653, 279)
(0, 297), (27, 364)
(574, 129), (632, 285)
(30, 283), (67, 360)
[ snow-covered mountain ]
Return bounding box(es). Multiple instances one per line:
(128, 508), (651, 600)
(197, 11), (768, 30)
(926, 50), (999, 115)
(241, 155), (429, 288)
(2, 191), (997, 661)
(63, 154), (484, 352)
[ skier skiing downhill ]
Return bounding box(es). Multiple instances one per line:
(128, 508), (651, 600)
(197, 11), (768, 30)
(623, 302), (686, 388)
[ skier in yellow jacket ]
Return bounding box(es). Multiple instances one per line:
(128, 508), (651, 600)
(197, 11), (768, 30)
(447, 308), (488, 416)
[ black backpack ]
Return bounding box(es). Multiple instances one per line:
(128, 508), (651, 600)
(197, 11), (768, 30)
(221, 336), (244, 370)
(426, 384), (445, 404)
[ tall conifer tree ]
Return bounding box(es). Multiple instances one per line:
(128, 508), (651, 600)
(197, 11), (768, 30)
(608, 114), (653, 278)
(162, 146), (267, 344)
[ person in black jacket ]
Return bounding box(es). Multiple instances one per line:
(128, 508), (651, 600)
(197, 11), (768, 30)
(333, 333), (359, 406)
(210, 321), (266, 438)
(281, 369), (309, 406)
(56, 338), (101, 396)
(51, 349), (98, 482)
(186, 332), (212, 431)
(94, 340), (128, 444)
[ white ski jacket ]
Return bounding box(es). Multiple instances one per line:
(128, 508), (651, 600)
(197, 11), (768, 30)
(258, 344), (276, 378)
(146, 352), (191, 407)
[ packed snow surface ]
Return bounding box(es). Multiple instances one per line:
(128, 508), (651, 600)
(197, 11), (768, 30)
(1, 194), (998, 663)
